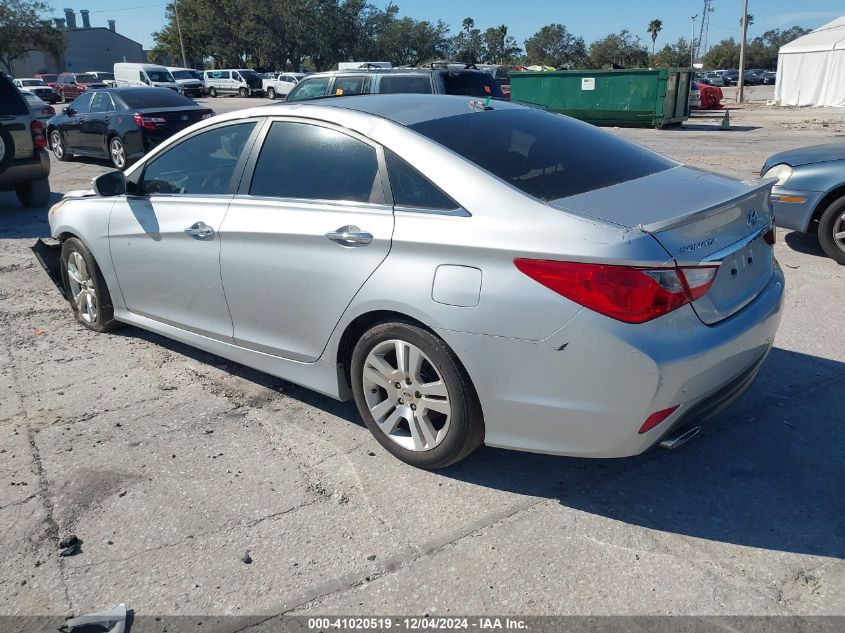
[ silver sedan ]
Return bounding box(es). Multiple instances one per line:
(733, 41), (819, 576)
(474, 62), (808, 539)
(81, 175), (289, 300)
(35, 95), (785, 468)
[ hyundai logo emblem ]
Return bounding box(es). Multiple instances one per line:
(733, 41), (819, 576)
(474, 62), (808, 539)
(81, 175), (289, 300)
(746, 209), (759, 228)
(180, 114), (189, 121)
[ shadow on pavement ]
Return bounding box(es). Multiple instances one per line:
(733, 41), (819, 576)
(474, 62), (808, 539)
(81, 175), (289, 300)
(784, 230), (829, 259)
(441, 346), (845, 560)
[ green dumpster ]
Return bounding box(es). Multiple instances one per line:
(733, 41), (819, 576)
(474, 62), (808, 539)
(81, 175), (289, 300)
(510, 68), (693, 128)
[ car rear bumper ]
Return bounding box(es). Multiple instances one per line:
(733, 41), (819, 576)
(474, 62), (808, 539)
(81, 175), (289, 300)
(437, 263), (785, 458)
(0, 149), (51, 189)
(771, 187), (824, 232)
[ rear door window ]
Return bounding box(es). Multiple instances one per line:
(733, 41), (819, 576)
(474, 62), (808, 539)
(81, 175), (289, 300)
(0, 75), (28, 115)
(249, 121), (380, 203)
(441, 72), (504, 99)
(333, 75), (370, 96)
(378, 75), (433, 94)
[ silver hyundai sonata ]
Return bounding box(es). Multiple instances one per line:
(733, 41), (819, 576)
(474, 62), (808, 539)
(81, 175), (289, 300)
(34, 95), (785, 469)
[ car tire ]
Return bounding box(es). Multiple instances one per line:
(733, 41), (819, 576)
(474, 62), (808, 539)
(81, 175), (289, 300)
(817, 195), (845, 265)
(239, 87), (248, 98)
(350, 320), (484, 469)
(50, 129), (71, 161)
(267, 87), (276, 100)
(108, 136), (126, 170)
(60, 237), (119, 333)
(0, 123), (14, 176)
(209, 87), (217, 98)
(15, 178), (50, 208)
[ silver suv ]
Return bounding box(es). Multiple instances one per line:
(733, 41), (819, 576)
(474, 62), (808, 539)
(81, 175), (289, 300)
(0, 74), (51, 207)
(286, 66), (505, 102)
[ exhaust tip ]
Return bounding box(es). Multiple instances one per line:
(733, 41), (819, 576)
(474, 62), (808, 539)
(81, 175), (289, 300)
(659, 425), (701, 450)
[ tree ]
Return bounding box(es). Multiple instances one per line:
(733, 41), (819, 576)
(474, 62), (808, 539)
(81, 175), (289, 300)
(588, 30), (649, 68)
(524, 23), (587, 68)
(451, 15), (485, 64)
(0, 0), (64, 75)
(653, 37), (692, 67)
(740, 13), (754, 29)
(702, 26), (810, 70)
(647, 19), (662, 57)
(482, 24), (521, 64)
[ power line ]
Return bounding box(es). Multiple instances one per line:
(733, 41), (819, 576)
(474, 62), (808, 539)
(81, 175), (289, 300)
(86, 3), (167, 13)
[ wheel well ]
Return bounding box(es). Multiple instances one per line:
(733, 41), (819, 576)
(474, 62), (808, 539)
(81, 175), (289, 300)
(336, 310), (431, 387)
(809, 185), (845, 229)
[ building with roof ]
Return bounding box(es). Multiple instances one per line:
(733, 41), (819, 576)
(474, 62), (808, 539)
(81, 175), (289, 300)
(14, 8), (146, 78)
(774, 16), (845, 107)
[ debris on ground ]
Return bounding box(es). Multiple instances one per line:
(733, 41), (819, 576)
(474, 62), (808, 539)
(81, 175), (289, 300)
(61, 603), (127, 633)
(242, 550), (252, 564)
(58, 534), (83, 557)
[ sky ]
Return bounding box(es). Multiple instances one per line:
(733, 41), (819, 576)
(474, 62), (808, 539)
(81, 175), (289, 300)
(49, 0), (845, 52)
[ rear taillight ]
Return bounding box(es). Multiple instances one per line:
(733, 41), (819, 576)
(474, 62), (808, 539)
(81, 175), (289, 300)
(30, 120), (47, 149)
(513, 259), (719, 324)
(41, 106), (55, 116)
(134, 114), (166, 129)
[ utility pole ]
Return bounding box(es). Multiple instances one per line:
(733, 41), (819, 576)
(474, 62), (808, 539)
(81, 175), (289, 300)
(738, 0), (749, 102)
(174, 0), (188, 68)
(690, 15), (698, 67)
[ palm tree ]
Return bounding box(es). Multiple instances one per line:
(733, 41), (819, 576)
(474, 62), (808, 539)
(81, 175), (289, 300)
(739, 14), (754, 29)
(647, 19), (663, 57)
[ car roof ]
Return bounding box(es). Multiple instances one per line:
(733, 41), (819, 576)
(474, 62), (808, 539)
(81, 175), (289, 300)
(260, 93), (525, 127)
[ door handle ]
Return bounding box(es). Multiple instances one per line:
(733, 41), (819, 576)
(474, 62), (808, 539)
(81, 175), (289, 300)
(184, 221), (215, 240)
(325, 225), (373, 246)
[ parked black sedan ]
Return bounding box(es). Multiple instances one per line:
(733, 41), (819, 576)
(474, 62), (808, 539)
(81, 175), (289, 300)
(46, 87), (213, 169)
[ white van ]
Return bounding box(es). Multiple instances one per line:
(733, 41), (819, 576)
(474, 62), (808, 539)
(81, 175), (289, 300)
(114, 63), (183, 93)
(202, 69), (264, 97)
(166, 67), (205, 97)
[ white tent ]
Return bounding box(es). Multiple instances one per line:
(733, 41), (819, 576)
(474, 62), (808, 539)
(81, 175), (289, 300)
(775, 16), (845, 107)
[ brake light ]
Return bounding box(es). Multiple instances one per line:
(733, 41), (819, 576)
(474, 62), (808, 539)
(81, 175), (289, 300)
(513, 259), (719, 324)
(30, 120), (47, 149)
(639, 405), (680, 433)
(41, 106), (55, 116)
(133, 114), (166, 129)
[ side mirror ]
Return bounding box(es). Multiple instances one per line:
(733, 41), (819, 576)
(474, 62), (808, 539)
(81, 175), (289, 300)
(63, 106), (76, 116)
(92, 171), (126, 197)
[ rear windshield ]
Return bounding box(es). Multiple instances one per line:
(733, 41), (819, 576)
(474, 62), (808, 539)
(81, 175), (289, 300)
(0, 76), (28, 115)
(20, 79), (44, 86)
(410, 108), (675, 201)
(38, 74), (58, 83)
(116, 89), (195, 109)
(75, 74), (100, 84)
(96, 72), (115, 80)
(441, 72), (504, 99)
(379, 75), (433, 94)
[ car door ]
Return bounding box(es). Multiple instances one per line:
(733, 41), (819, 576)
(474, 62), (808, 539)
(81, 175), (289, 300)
(219, 119), (394, 362)
(81, 91), (114, 154)
(108, 120), (261, 340)
(61, 92), (93, 150)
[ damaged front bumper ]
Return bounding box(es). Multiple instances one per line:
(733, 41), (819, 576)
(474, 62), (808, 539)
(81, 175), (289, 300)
(31, 238), (65, 298)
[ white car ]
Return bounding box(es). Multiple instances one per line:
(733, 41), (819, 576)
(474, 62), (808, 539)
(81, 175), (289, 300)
(167, 67), (205, 97)
(86, 71), (116, 87)
(262, 72), (306, 100)
(13, 78), (57, 103)
(690, 82), (702, 109)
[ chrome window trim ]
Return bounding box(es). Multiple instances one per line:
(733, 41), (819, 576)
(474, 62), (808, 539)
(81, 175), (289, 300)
(231, 194), (394, 214)
(394, 205), (471, 217)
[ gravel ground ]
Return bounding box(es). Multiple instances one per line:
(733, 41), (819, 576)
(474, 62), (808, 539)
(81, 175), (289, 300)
(0, 98), (843, 622)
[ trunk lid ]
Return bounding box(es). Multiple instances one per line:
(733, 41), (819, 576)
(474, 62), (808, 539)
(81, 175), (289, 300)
(550, 166), (776, 324)
(136, 106), (211, 134)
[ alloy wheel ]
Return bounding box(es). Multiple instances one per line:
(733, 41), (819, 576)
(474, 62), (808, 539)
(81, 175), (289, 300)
(267, 88), (276, 100)
(110, 138), (125, 169)
(66, 251), (98, 324)
(833, 211), (845, 253)
(50, 131), (64, 158)
(362, 339), (451, 452)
